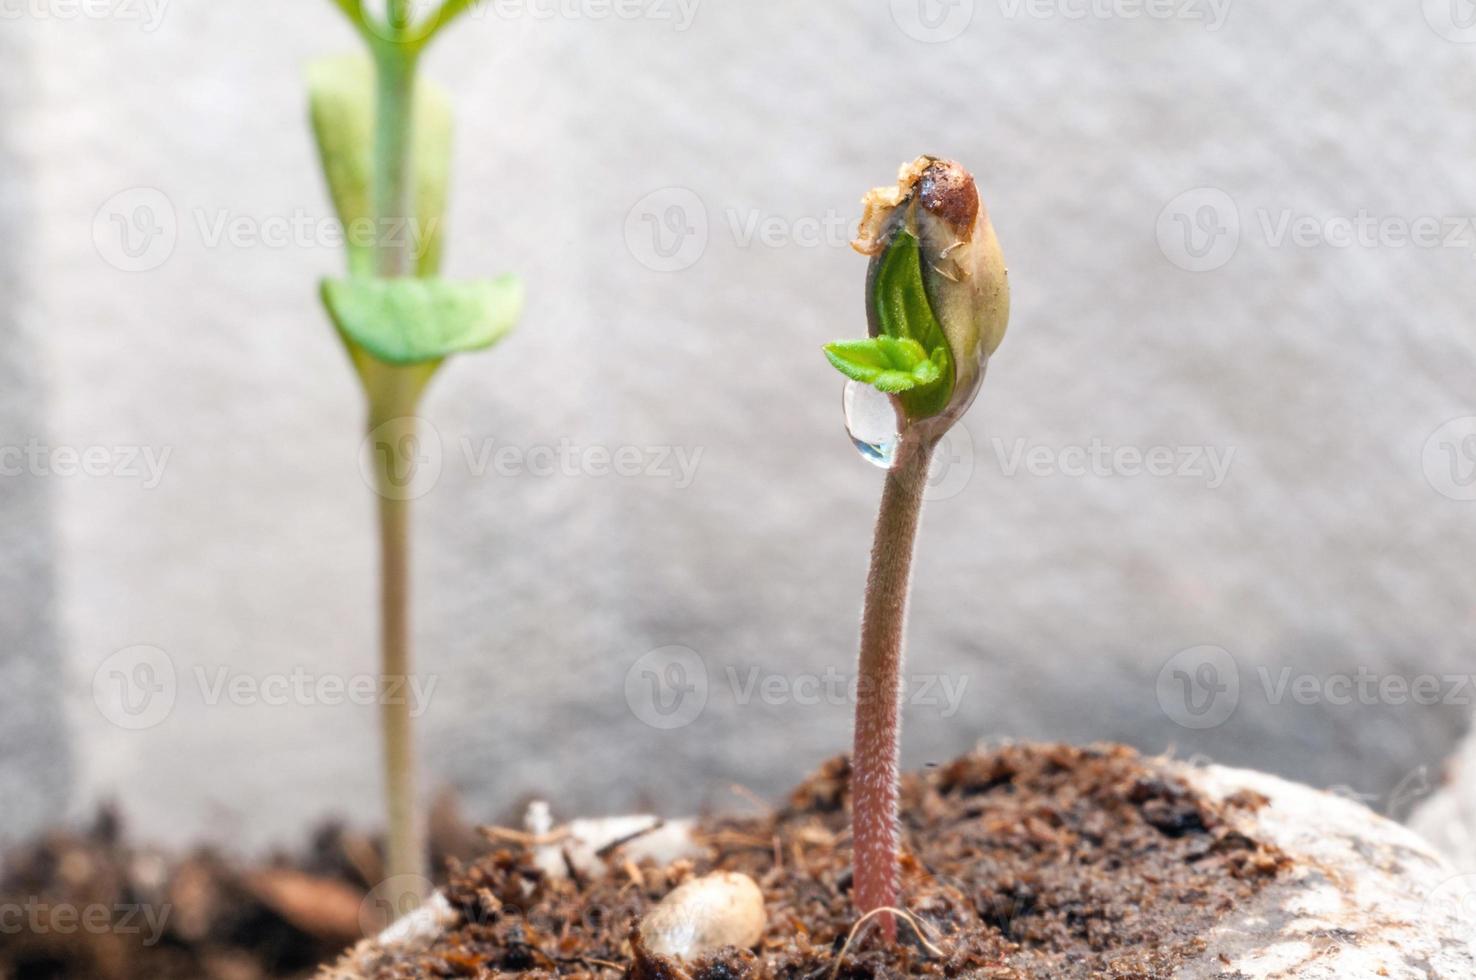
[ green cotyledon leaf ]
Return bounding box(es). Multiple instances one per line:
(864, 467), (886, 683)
(824, 336), (945, 393)
(308, 55), (452, 278)
(869, 229), (954, 419)
(321, 276), (523, 367)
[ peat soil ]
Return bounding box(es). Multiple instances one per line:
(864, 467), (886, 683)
(336, 743), (1288, 980)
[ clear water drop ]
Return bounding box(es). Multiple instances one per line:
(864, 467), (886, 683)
(842, 381), (900, 469)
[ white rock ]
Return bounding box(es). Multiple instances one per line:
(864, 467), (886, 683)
(1175, 763), (1474, 978)
(1411, 725), (1476, 869)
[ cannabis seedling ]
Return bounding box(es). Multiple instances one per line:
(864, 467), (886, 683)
(825, 157), (1010, 938)
(311, 0), (522, 909)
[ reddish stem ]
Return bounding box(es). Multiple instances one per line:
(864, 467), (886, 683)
(851, 427), (935, 942)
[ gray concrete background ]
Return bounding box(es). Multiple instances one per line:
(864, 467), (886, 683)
(4, 0), (1476, 852)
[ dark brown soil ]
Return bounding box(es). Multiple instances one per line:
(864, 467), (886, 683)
(0, 794), (486, 980)
(343, 744), (1289, 980)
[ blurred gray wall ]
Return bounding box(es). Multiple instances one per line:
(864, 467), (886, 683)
(0, 21), (71, 847)
(5, 0), (1476, 850)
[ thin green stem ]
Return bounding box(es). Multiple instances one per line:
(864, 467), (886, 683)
(851, 425), (935, 943)
(369, 38), (426, 904)
(369, 376), (427, 905)
(372, 46), (418, 278)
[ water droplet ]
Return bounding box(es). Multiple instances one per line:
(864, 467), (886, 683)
(843, 381), (900, 469)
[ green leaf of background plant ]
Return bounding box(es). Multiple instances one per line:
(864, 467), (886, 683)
(321, 277), (523, 367)
(308, 55), (452, 278)
(824, 336), (943, 393)
(870, 230), (954, 418)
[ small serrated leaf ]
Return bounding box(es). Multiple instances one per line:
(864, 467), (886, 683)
(308, 55), (453, 277)
(824, 336), (942, 394)
(321, 277), (523, 367)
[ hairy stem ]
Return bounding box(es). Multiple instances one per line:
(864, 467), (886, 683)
(370, 34), (426, 903)
(851, 425), (935, 941)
